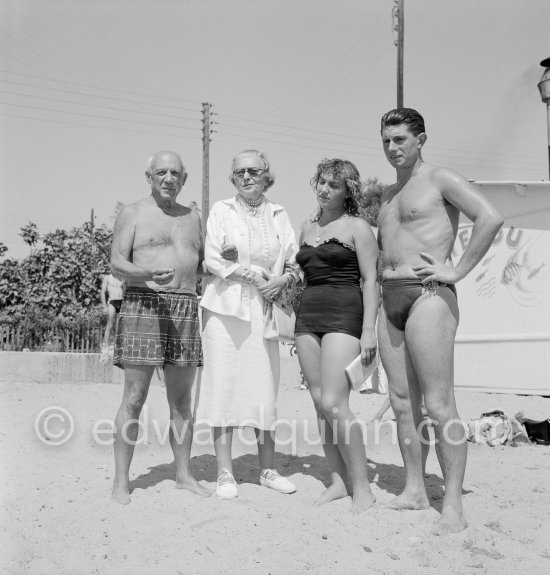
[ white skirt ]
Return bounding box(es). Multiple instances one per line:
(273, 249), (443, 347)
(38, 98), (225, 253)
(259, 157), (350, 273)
(196, 290), (280, 430)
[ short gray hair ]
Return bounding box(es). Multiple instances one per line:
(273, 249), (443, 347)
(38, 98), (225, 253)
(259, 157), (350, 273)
(145, 151), (186, 176)
(229, 149), (275, 189)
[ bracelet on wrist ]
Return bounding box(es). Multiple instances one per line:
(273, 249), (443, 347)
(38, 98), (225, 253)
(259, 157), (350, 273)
(241, 268), (255, 284)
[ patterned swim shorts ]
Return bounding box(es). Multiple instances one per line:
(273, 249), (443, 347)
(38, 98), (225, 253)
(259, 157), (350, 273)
(113, 287), (203, 368)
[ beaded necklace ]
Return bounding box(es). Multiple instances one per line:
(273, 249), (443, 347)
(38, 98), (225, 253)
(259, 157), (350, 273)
(238, 194), (264, 216)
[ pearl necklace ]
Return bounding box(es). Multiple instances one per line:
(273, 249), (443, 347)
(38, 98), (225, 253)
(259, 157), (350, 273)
(239, 194), (264, 216)
(314, 213), (346, 244)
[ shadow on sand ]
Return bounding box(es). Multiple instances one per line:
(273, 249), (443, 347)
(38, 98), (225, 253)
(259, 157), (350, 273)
(129, 452), (470, 512)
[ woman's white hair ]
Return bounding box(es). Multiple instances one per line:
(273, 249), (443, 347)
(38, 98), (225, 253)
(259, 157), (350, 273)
(229, 149), (275, 189)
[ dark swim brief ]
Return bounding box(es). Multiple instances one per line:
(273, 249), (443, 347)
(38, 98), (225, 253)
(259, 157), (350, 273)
(382, 279), (457, 331)
(109, 299), (122, 313)
(113, 287), (203, 368)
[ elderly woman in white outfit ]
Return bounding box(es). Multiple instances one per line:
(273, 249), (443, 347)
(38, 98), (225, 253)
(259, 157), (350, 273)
(198, 149), (299, 499)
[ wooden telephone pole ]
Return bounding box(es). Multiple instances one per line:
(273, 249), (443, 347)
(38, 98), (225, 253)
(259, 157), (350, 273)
(393, 0), (404, 108)
(201, 102), (212, 238)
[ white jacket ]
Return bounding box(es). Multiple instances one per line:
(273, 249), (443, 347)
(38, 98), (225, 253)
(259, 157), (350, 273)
(200, 195), (298, 321)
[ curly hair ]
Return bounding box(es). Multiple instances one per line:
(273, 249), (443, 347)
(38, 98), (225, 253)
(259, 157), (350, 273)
(310, 158), (363, 220)
(229, 149), (275, 190)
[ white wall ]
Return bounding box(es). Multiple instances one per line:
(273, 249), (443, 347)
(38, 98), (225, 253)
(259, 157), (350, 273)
(454, 181), (550, 395)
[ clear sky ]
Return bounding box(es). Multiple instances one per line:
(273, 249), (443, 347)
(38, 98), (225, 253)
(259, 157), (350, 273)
(1, 0), (549, 259)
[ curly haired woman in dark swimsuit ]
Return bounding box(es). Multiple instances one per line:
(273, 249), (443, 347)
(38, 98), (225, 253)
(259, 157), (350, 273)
(295, 158), (379, 514)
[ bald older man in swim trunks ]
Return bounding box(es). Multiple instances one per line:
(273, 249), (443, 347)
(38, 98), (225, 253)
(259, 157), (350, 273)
(110, 150), (210, 504)
(377, 109), (503, 534)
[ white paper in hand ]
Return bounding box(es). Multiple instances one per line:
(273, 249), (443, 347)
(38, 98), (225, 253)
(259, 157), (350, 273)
(345, 354), (378, 392)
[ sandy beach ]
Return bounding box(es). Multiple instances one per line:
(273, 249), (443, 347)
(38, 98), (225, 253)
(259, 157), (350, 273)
(2, 356), (550, 575)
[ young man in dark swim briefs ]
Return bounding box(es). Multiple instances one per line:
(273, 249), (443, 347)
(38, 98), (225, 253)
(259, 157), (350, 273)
(376, 109), (503, 534)
(109, 150), (210, 504)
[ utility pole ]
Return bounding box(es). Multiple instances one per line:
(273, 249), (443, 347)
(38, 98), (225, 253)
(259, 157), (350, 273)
(201, 102), (212, 238)
(90, 208), (97, 272)
(538, 58), (550, 179)
(90, 207), (95, 245)
(393, 0), (404, 108)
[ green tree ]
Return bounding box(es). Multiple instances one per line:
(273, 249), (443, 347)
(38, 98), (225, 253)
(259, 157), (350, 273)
(361, 177), (389, 228)
(19, 222), (40, 254)
(26, 221), (113, 315)
(0, 219), (113, 348)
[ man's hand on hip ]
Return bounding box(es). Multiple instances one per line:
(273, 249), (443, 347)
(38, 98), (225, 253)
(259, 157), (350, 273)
(413, 252), (459, 284)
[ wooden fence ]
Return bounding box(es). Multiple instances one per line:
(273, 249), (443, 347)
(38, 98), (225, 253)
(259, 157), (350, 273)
(0, 321), (106, 353)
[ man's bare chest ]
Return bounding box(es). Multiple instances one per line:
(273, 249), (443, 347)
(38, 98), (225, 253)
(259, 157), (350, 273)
(134, 214), (200, 250)
(380, 186), (443, 227)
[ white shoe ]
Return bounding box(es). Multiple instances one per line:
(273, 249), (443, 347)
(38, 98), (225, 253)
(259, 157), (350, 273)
(216, 468), (238, 499)
(260, 469), (296, 494)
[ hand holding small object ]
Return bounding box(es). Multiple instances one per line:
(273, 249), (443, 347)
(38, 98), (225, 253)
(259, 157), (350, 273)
(220, 237), (239, 262)
(151, 268), (175, 284)
(360, 330), (377, 365)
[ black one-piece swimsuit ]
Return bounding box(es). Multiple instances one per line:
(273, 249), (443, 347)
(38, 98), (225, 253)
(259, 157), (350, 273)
(295, 238), (363, 339)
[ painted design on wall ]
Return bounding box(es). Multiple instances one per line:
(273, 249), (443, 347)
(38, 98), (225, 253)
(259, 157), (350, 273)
(454, 225), (547, 307)
(501, 233), (545, 306)
(476, 276), (496, 298)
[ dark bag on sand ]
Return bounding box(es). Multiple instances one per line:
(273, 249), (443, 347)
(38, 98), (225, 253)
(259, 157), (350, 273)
(523, 418), (550, 445)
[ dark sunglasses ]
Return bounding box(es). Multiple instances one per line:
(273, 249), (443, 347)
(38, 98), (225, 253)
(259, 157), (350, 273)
(233, 167), (265, 179)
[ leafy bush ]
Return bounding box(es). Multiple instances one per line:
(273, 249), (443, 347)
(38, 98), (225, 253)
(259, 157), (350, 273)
(0, 220), (113, 350)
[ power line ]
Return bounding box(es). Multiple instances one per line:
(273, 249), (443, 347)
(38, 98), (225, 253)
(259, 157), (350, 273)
(0, 69), (201, 107)
(214, 121), (377, 149)
(301, 41), (393, 121)
(215, 128), (381, 158)
(0, 102), (201, 132)
(1, 97), (541, 169)
(0, 27), (78, 79)
(216, 113), (378, 143)
(0, 88), (200, 124)
(0, 76), (538, 164)
(0, 46), (51, 78)
(215, 112), (541, 164)
(1, 113), (200, 140)
(426, 150), (542, 169)
(215, 127), (543, 171)
(0, 77), (201, 115)
(213, 117), (541, 166)
(256, 3), (389, 117)
(1, 0), (202, 106)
